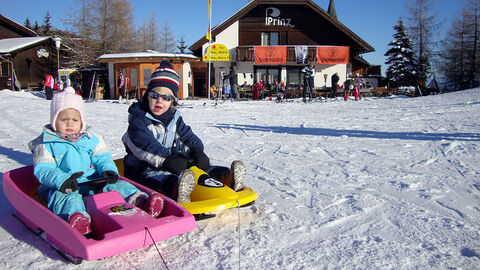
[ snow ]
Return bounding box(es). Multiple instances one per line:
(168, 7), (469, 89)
(1, 89), (480, 269)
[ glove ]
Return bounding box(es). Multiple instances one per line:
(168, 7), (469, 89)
(162, 155), (188, 175)
(190, 147), (210, 171)
(59, 172), (83, 194)
(102, 170), (119, 184)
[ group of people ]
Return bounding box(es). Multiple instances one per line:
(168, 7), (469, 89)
(31, 60), (246, 236)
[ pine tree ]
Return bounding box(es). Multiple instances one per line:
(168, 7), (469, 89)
(41, 11), (54, 36)
(177, 34), (188, 53)
(385, 18), (417, 87)
(24, 18), (31, 30)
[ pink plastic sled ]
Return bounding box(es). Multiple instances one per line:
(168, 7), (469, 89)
(2, 165), (197, 263)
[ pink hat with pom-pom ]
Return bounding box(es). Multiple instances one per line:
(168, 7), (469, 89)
(50, 87), (86, 132)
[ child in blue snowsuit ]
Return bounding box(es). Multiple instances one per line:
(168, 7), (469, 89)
(122, 60), (246, 203)
(29, 87), (163, 235)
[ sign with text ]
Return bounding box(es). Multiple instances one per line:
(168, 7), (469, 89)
(316, 46), (349, 64)
(203, 43), (231, 61)
(254, 46), (287, 65)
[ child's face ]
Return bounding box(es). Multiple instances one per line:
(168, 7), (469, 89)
(148, 87), (175, 116)
(55, 108), (82, 135)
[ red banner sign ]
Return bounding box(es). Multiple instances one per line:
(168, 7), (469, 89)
(254, 46), (287, 65)
(316, 46), (349, 64)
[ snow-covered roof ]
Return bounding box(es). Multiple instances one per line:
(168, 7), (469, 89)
(96, 50), (199, 61)
(0, 37), (50, 54)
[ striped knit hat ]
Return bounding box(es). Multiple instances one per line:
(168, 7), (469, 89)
(147, 60), (180, 97)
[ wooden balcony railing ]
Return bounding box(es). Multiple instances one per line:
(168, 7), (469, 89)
(236, 46), (317, 62)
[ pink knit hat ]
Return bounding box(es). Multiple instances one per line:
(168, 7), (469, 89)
(50, 87), (86, 132)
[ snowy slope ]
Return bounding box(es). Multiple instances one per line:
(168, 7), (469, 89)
(0, 89), (479, 269)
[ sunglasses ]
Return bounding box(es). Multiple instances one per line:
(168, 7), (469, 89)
(148, 91), (175, 101)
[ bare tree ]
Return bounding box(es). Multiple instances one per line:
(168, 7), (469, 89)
(406, 0), (439, 85)
(159, 21), (176, 53)
(137, 13), (160, 51)
(439, 0), (480, 91)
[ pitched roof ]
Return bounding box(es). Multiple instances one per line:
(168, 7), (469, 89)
(0, 14), (38, 37)
(0, 37), (50, 54)
(189, 0), (374, 55)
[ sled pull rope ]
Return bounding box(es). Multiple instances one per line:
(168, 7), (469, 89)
(145, 227), (170, 270)
(236, 199), (241, 270)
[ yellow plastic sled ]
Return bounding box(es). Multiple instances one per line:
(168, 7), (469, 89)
(114, 159), (258, 216)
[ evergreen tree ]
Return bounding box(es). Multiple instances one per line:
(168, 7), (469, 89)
(177, 34), (188, 53)
(385, 18), (417, 87)
(24, 18), (31, 30)
(41, 11), (54, 36)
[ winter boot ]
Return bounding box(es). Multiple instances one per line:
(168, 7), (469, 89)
(69, 212), (92, 235)
(138, 193), (164, 218)
(177, 169), (196, 203)
(230, 160), (246, 191)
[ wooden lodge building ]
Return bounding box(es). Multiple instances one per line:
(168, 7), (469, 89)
(188, 0), (377, 97)
(0, 14), (61, 91)
(99, 0), (378, 100)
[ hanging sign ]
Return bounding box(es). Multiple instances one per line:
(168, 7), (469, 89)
(254, 46), (287, 65)
(203, 43), (231, 61)
(316, 46), (349, 64)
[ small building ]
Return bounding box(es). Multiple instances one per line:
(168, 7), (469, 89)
(0, 14), (60, 90)
(96, 51), (202, 99)
(188, 0), (377, 95)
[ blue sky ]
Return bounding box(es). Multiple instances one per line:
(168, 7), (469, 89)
(2, 0), (463, 73)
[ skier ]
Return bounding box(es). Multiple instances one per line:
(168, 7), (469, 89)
(302, 63), (315, 102)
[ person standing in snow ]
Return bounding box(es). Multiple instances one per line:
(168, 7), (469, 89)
(44, 74), (54, 100)
(302, 63), (315, 102)
(354, 73), (364, 101)
(228, 66), (239, 101)
(122, 60), (246, 203)
(118, 71), (126, 100)
(343, 76), (355, 101)
(331, 72), (340, 98)
(29, 87), (163, 235)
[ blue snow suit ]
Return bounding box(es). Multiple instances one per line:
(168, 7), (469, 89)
(29, 126), (141, 221)
(122, 102), (204, 194)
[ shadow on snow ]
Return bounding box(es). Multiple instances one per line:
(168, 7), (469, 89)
(213, 124), (480, 142)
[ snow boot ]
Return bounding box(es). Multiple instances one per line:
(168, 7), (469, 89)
(230, 160), (246, 191)
(138, 193), (164, 218)
(69, 212), (92, 235)
(177, 169), (196, 203)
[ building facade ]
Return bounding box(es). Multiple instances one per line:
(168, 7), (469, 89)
(189, 0), (376, 96)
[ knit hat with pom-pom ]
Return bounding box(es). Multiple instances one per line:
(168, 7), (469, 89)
(146, 60), (180, 97)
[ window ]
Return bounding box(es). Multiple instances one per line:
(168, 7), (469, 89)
(261, 32), (279, 46)
(287, 67), (302, 87)
(1, 62), (9, 77)
(143, 68), (151, 86)
(255, 67), (280, 90)
(131, 68), (137, 87)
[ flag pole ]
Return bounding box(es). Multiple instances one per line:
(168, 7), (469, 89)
(207, 0), (212, 100)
